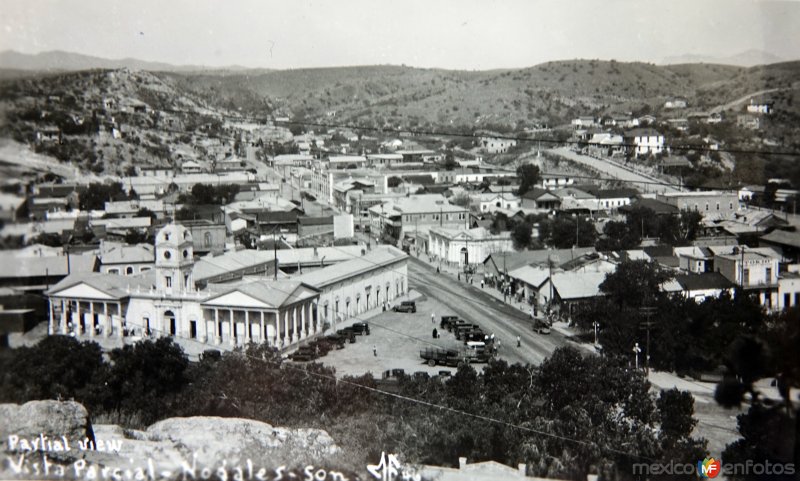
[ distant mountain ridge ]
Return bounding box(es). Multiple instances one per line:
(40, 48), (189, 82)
(0, 50), (264, 73)
(660, 49), (788, 67)
(2, 49), (794, 74)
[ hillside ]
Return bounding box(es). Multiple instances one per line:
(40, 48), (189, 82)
(0, 68), (237, 176)
(1, 59), (799, 180)
(169, 60), (751, 129)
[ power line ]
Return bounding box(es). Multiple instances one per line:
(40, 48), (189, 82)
(74, 295), (658, 464)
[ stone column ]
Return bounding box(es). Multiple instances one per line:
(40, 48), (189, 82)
(291, 306), (298, 343)
(214, 309), (221, 345)
(259, 311), (265, 345)
(48, 299), (54, 335)
(89, 302), (95, 337)
(300, 303), (306, 339)
(60, 299), (67, 334)
(275, 310), (281, 347)
(202, 310), (209, 343)
(244, 310), (251, 343)
(75, 301), (82, 335)
(229, 309), (235, 346)
(104, 303), (111, 337)
(117, 302), (123, 339)
(283, 310), (290, 345)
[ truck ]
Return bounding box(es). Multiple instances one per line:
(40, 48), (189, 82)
(419, 345), (492, 366)
(447, 319), (471, 333)
(440, 315), (460, 330)
(454, 323), (481, 340)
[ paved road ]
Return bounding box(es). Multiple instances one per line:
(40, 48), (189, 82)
(548, 147), (681, 194)
(408, 257), (570, 365)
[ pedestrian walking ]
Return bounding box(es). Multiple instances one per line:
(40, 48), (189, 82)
(373, 345), (377, 357)
(431, 312), (435, 324)
(432, 328), (438, 339)
(481, 280), (484, 289)
(517, 335), (521, 347)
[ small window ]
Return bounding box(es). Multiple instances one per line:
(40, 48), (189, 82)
(126, 266), (134, 275)
(163, 250), (171, 260)
(183, 249), (189, 259)
(108, 268), (120, 275)
(164, 233), (171, 241)
(165, 276), (172, 288)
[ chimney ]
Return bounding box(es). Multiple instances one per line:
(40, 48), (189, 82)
(458, 458), (467, 470)
(518, 464), (526, 476)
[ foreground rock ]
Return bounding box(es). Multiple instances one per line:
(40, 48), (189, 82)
(1, 401), (344, 478)
(0, 401), (94, 451)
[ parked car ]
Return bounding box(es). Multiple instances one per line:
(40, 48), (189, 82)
(200, 349), (221, 362)
(533, 321), (551, 335)
(335, 329), (357, 343)
(440, 315), (460, 330)
(392, 301), (417, 313)
(351, 322), (371, 335)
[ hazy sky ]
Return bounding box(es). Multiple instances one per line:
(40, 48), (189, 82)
(2, 0), (799, 69)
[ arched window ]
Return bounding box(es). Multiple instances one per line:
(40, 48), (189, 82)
(204, 232), (212, 248)
(126, 266), (134, 275)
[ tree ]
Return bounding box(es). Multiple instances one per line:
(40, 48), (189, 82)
(79, 182), (129, 211)
(599, 259), (672, 309)
(105, 338), (189, 423)
(512, 222), (533, 250)
(595, 220), (640, 250)
(443, 151), (457, 171)
(450, 193), (471, 208)
(2, 336), (106, 410)
(387, 176), (402, 188)
(516, 164), (541, 196)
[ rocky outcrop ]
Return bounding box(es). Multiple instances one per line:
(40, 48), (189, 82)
(1, 401), (342, 476)
(146, 417), (340, 466)
(0, 400), (94, 451)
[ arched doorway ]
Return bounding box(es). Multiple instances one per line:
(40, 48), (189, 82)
(164, 310), (176, 336)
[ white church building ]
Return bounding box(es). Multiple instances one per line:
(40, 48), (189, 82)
(46, 224), (323, 348)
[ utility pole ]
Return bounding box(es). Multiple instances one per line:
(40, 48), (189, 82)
(639, 306), (657, 376)
(272, 227), (278, 281)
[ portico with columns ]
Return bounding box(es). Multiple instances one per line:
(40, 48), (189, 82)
(202, 280), (320, 348)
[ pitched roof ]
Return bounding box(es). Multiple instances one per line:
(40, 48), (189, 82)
(203, 280), (319, 308)
(193, 246), (364, 282)
(551, 271), (607, 300)
(674, 272), (735, 291)
(100, 243), (155, 265)
(484, 248), (597, 271)
(0, 252), (97, 279)
(759, 229), (800, 249)
(46, 270), (154, 299)
(508, 265), (550, 288)
(294, 246), (407, 288)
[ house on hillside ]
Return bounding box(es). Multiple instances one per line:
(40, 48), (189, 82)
(747, 99), (774, 115)
(664, 98), (688, 109)
(625, 128), (664, 157)
(479, 136), (517, 154)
